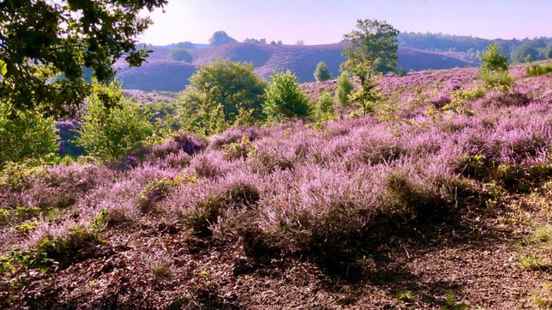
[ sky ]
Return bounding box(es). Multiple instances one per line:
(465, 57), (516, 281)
(140, 0), (552, 45)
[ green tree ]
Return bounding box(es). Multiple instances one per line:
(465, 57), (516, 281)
(335, 72), (354, 109)
(481, 44), (509, 72)
(263, 71), (311, 121)
(343, 19), (400, 74)
(77, 84), (154, 161)
(178, 60), (266, 134)
(314, 62), (332, 82)
(315, 92), (335, 121)
(0, 103), (58, 166)
(341, 19), (397, 114)
(0, 0), (167, 117)
(480, 44), (513, 92)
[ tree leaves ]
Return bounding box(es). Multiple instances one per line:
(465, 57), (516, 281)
(0, 60), (6, 77)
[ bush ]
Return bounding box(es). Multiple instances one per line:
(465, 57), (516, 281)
(263, 71), (311, 121)
(480, 44), (513, 92)
(77, 86), (154, 161)
(314, 61), (331, 82)
(137, 178), (179, 213)
(527, 63), (552, 77)
(0, 103), (58, 167)
(178, 61), (265, 135)
(335, 72), (354, 109)
(315, 92), (335, 121)
(33, 226), (101, 269)
(183, 182), (260, 237)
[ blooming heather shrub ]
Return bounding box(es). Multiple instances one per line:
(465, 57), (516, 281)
(183, 181), (260, 238)
(247, 142), (294, 174)
(137, 178), (178, 213)
(222, 136), (254, 160)
(383, 172), (453, 222)
(208, 127), (265, 153)
(189, 153), (227, 179)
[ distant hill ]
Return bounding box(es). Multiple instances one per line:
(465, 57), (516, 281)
(116, 32), (552, 92)
(116, 41), (475, 92)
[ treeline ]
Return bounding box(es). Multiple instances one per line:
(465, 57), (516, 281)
(399, 32), (552, 63)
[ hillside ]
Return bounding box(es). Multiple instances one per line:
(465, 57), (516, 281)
(116, 42), (476, 92)
(3, 64), (552, 308)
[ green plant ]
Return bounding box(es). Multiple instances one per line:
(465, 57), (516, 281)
(532, 282), (552, 309)
(0, 103), (58, 167)
(314, 61), (332, 82)
(33, 226), (102, 269)
(178, 60), (266, 135)
(15, 221), (38, 234)
(263, 71), (311, 121)
(519, 255), (550, 271)
(527, 63), (552, 77)
(77, 83), (154, 161)
(315, 92), (335, 121)
(0, 0), (167, 117)
(395, 290), (416, 302)
(442, 291), (469, 310)
(480, 44), (513, 92)
(335, 72), (354, 109)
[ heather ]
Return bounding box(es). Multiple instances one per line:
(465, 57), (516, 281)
(2, 64), (552, 307)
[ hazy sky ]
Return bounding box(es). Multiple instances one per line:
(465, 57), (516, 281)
(140, 0), (552, 45)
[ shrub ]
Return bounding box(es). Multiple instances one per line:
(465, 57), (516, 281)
(77, 86), (154, 161)
(137, 178), (178, 213)
(480, 44), (513, 92)
(314, 92), (335, 121)
(263, 71), (311, 121)
(314, 61), (331, 82)
(527, 63), (552, 77)
(178, 60), (266, 135)
(0, 103), (58, 167)
(183, 182), (260, 237)
(335, 72), (354, 109)
(33, 226), (101, 268)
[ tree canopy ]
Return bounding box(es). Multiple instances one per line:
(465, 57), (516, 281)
(0, 0), (167, 116)
(343, 19), (399, 74)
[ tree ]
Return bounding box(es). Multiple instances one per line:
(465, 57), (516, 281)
(179, 60), (266, 134)
(263, 71), (310, 121)
(77, 84), (154, 161)
(343, 19), (400, 74)
(335, 72), (353, 108)
(480, 44), (513, 92)
(314, 62), (332, 82)
(315, 92), (335, 121)
(341, 19), (398, 114)
(512, 42), (542, 64)
(0, 0), (167, 117)
(209, 31), (237, 46)
(0, 102), (58, 166)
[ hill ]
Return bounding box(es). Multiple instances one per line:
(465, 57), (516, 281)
(116, 42), (476, 92)
(4, 63), (552, 308)
(116, 33), (552, 92)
